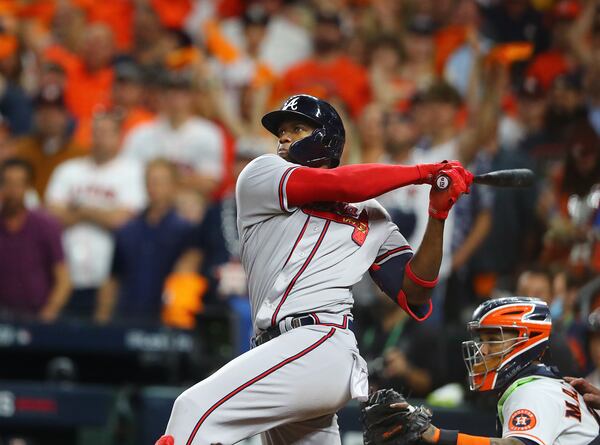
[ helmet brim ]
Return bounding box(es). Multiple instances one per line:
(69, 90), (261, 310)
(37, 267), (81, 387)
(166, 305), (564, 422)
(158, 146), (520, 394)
(261, 110), (322, 136)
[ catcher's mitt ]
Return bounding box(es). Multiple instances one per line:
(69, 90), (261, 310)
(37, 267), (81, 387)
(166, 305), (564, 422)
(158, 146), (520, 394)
(360, 388), (432, 445)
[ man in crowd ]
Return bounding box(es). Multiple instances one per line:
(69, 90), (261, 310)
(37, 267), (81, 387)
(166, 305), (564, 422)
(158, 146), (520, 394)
(0, 158), (70, 322)
(46, 112), (146, 318)
(14, 85), (84, 198)
(122, 68), (226, 219)
(94, 158), (200, 325)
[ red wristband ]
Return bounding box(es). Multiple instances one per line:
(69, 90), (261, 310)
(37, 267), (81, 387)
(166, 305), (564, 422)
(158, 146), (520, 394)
(405, 261), (439, 288)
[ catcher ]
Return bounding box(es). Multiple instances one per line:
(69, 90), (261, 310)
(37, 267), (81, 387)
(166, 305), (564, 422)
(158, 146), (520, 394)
(362, 296), (600, 445)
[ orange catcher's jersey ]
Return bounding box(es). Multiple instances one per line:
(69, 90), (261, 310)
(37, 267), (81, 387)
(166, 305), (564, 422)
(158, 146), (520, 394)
(499, 375), (599, 445)
(236, 154), (413, 333)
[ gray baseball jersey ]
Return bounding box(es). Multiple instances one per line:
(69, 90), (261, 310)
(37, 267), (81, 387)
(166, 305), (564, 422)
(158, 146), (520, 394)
(235, 154), (413, 332)
(163, 154), (417, 445)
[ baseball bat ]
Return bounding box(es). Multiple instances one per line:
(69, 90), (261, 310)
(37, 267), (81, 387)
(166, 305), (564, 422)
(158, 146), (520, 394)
(435, 168), (535, 190)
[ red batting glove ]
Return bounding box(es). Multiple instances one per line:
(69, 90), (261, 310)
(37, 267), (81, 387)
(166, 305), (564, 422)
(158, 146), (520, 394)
(428, 168), (473, 220)
(415, 162), (455, 185)
(442, 161), (474, 189)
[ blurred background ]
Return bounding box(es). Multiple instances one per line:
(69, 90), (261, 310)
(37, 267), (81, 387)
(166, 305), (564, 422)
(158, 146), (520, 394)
(0, 0), (600, 443)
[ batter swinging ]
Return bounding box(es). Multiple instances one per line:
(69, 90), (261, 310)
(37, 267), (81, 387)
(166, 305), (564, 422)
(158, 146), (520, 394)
(156, 94), (473, 445)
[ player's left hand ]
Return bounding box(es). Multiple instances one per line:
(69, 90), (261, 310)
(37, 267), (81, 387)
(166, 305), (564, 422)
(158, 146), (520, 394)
(360, 388), (432, 445)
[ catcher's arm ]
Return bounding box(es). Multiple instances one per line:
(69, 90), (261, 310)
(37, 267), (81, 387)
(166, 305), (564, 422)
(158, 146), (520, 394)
(419, 423), (526, 445)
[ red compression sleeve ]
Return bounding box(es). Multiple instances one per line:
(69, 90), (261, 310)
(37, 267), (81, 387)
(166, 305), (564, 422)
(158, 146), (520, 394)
(286, 164), (423, 206)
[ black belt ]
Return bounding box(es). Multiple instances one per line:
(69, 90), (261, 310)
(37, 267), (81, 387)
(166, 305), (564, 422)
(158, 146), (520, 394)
(251, 314), (352, 348)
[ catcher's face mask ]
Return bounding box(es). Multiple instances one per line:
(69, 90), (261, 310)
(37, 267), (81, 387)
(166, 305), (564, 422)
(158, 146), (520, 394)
(461, 297), (552, 392)
(462, 326), (526, 391)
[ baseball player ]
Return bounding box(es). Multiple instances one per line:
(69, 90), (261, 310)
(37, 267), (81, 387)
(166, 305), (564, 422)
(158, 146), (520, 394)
(156, 94), (472, 445)
(362, 296), (600, 445)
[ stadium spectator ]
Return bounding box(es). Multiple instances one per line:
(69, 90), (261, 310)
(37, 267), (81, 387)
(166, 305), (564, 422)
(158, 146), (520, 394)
(367, 35), (415, 112)
(112, 61), (155, 138)
(552, 269), (589, 370)
(204, 0), (311, 75)
(131, 3), (171, 67)
(195, 8), (276, 149)
(51, 0), (87, 55)
(505, 76), (565, 171)
(435, 0), (480, 76)
(35, 62), (68, 99)
(271, 11), (371, 118)
(0, 158), (70, 322)
(398, 17), (437, 93)
(478, 0), (550, 53)
(74, 61), (155, 147)
(45, 23), (116, 146)
(0, 34), (33, 136)
(351, 0), (405, 39)
(122, 68), (226, 220)
(443, 4), (492, 98)
(14, 85), (84, 197)
(95, 159), (200, 325)
(46, 112), (145, 318)
(376, 109), (420, 239)
(545, 71), (587, 142)
(540, 118), (600, 272)
(356, 103), (386, 164)
(516, 267), (581, 376)
(474, 80), (540, 291)
(525, 0), (581, 92)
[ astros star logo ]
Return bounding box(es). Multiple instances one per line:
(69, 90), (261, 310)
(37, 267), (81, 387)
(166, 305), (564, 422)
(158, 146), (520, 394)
(508, 409), (537, 431)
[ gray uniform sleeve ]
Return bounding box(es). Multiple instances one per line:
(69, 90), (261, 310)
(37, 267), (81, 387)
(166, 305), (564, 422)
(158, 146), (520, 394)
(236, 154), (300, 232)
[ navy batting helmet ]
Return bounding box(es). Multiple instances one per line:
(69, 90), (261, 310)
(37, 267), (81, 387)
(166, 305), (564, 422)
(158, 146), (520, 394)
(261, 94), (345, 168)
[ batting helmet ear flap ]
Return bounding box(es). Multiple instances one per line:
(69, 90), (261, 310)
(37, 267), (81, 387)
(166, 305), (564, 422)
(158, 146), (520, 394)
(288, 128), (334, 168)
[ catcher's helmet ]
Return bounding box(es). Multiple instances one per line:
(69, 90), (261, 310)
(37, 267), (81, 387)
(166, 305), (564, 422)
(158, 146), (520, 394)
(462, 296), (551, 392)
(261, 94), (345, 168)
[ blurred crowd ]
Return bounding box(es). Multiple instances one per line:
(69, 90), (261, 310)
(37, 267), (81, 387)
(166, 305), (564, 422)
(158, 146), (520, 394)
(0, 0), (600, 399)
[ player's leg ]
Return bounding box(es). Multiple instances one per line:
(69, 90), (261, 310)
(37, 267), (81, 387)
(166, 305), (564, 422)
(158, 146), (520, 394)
(163, 325), (357, 445)
(261, 413), (342, 445)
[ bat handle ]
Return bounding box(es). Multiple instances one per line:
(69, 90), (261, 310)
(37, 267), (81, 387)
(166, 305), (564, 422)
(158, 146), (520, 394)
(434, 173), (451, 191)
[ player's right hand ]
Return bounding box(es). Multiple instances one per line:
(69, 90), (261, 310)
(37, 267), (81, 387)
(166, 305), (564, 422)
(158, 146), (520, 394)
(428, 166), (473, 220)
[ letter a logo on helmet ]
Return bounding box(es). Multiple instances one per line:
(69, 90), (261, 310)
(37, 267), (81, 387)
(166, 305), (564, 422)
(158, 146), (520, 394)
(261, 94), (345, 168)
(282, 97), (300, 111)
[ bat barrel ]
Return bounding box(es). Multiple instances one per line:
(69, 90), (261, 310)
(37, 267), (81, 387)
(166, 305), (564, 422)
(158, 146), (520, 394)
(474, 169), (535, 187)
(434, 168), (535, 190)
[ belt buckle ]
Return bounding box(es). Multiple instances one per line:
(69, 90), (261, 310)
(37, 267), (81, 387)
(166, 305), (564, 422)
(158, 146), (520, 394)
(291, 318), (301, 329)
